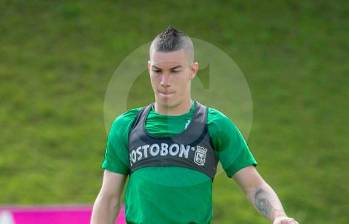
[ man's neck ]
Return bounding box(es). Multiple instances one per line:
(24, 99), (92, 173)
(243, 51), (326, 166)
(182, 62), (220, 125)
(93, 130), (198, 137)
(154, 99), (193, 115)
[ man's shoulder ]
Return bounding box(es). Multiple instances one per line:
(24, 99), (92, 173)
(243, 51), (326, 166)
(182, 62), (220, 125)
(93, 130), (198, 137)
(206, 106), (241, 134)
(207, 106), (232, 124)
(109, 106), (144, 131)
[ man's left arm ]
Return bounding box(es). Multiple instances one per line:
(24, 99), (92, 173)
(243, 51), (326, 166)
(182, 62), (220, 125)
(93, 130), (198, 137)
(233, 166), (299, 224)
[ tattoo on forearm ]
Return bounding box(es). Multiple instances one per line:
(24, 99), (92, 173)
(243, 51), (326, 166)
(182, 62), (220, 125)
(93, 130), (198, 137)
(254, 188), (273, 218)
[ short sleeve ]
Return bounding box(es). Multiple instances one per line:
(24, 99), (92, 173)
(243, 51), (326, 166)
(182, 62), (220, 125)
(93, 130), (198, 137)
(101, 108), (141, 175)
(208, 109), (257, 178)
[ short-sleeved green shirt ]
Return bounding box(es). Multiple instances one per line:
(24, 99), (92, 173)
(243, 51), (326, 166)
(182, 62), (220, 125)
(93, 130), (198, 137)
(102, 101), (257, 224)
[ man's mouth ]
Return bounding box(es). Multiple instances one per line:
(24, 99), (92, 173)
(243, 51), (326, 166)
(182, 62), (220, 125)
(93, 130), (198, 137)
(158, 91), (175, 96)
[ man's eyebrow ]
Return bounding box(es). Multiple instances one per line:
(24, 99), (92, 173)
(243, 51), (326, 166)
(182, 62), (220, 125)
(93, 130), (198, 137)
(170, 65), (183, 70)
(151, 65), (183, 70)
(152, 65), (161, 70)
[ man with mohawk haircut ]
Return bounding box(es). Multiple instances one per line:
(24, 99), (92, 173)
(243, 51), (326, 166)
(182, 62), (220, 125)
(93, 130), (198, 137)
(91, 26), (299, 224)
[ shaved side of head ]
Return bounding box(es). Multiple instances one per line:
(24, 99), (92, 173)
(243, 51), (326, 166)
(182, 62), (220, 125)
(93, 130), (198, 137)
(149, 26), (194, 64)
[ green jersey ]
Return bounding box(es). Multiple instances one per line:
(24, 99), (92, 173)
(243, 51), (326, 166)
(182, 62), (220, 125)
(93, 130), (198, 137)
(102, 101), (257, 224)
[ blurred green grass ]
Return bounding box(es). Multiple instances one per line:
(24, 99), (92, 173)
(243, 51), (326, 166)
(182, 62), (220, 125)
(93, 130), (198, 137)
(0, 0), (348, 223)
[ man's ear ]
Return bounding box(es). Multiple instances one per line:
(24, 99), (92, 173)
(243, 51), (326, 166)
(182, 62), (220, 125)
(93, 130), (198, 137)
(190, 62), (199, 80)
(147, 60), (151, 72)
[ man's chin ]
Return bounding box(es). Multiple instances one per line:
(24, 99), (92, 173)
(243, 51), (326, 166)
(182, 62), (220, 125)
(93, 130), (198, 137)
(157, 99), (177, 108)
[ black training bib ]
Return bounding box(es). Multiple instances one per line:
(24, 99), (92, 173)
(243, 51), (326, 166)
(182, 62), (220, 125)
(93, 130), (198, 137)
(128, 101), (219, 180)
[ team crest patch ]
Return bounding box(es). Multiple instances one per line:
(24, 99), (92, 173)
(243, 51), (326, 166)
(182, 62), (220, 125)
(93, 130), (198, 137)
(194, 146), (207, 166)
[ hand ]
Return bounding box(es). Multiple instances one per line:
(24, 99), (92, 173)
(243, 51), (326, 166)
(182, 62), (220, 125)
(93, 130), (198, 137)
(273, 216), (299, 224)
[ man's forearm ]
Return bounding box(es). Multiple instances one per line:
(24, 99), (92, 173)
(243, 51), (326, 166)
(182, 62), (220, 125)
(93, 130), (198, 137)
(90, 192), (120, 224)
(247, 182), (286, 221)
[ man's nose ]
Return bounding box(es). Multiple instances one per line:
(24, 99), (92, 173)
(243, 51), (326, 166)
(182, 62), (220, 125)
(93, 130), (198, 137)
(160, 74), (171, 87)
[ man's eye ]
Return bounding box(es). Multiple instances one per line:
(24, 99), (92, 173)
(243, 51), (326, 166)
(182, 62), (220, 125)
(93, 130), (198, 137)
(172, 70), (180, 73)
(153, 70), (161, 73)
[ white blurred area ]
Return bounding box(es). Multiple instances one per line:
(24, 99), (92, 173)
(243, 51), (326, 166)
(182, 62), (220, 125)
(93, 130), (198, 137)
(0, 211), (14, 224)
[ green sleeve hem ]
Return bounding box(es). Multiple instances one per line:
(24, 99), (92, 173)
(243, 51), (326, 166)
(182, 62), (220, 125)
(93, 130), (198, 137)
(225, 160), (258, 178)
(101, 161), (129, 175)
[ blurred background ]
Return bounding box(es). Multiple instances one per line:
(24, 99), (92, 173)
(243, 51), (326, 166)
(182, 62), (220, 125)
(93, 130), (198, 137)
(0, 1), (348, 223)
